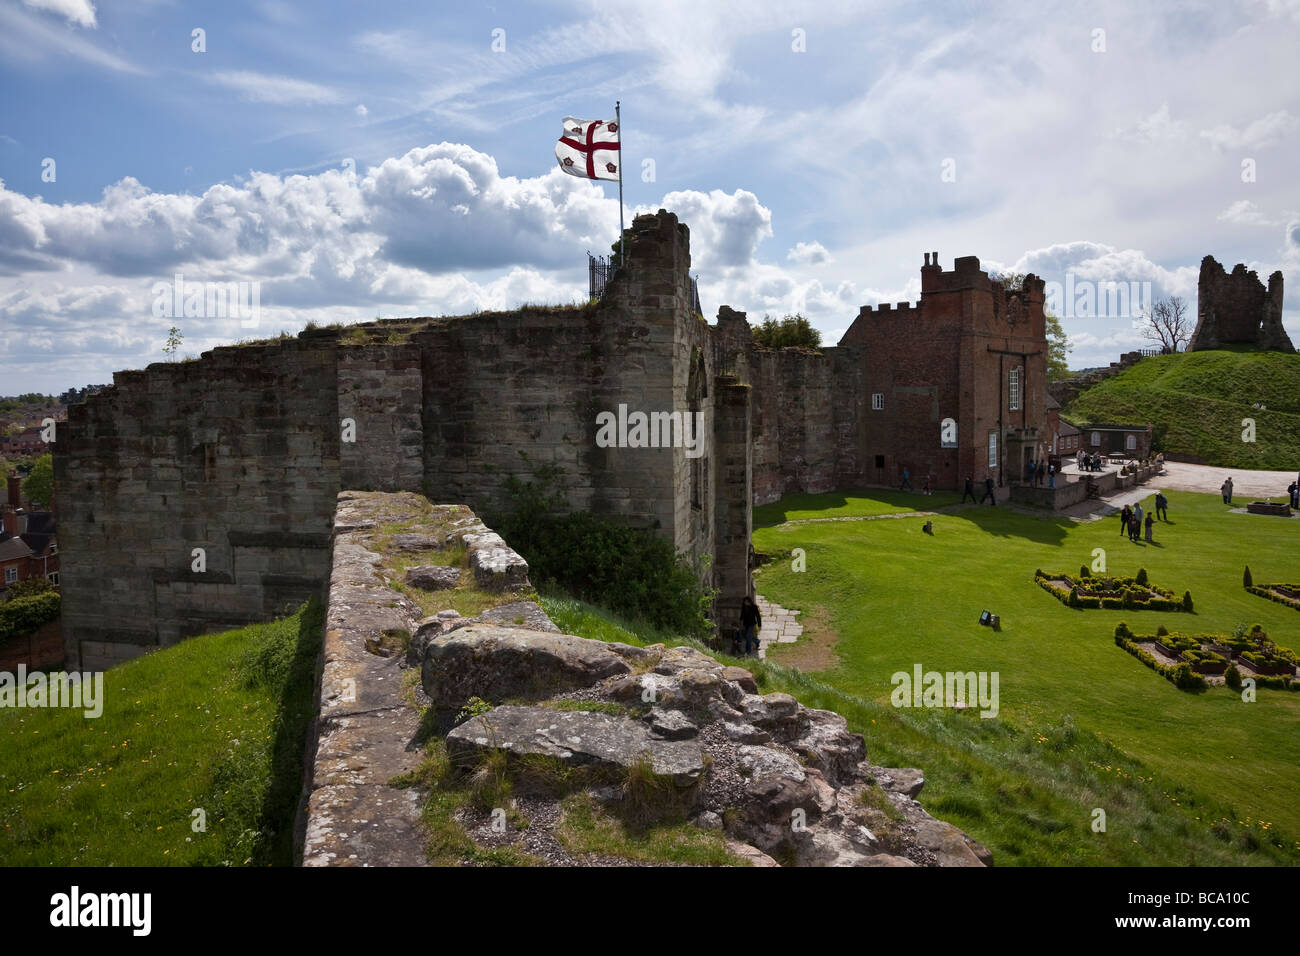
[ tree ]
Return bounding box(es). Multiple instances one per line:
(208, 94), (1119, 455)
(1139, 295), (1191, 353)
(163, 326), (184, 361)
(992, 272), (1073, 380)
(750, 314), (822, 348)
(22, 453), (53, 508)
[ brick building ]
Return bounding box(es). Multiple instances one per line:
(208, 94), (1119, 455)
(836, 253), (1049, 492)
(0, 475), (59, 599)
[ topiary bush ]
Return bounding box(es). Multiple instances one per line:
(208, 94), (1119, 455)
(1136, 567), (1149, 586)
(1225, 664), (1243, 691)
(1182, 590), (1194, 612)
(1243, 565), (1252, 588)
(1156, 624), (1169, 637)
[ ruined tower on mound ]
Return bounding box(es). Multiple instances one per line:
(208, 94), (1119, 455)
(1188, 255), (1293, 352)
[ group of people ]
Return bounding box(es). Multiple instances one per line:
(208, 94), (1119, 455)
(1119, 491), (1168, 543)
(1078, 452), (1107, 472)
(1026, 459), (1056, 488)
(898, 467), (935, 495)
(1220, 474), (1300, 507)
(961, 475), (998, 505)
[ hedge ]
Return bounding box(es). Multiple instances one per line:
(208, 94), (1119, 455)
(0, 591), (61, 644)
(1113, 628), (1207, 691)
(1245, 583), (1300, 613)
(1035, 570), (1188, 611)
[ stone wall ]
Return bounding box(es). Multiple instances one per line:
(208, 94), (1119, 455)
(54, 210), (754, 667)
(1189, 255), (1292, 352)
(56, 338), (340, 670)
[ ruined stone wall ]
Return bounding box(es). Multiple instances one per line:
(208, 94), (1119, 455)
(56, 337), (340, 670)
(1189, 255), (1293, 352)
(55, 210), (754, 665)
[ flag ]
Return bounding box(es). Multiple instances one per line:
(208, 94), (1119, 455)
(555, 116), (620, 182)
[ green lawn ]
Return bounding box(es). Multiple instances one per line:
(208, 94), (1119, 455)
(0, 600), (322, 866)
(751, 489), (1300, 865)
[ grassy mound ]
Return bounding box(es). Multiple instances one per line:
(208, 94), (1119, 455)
(1062, 350), (1300, 468)
(0, 600), (322, 866)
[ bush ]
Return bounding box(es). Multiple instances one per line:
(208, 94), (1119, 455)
(1079, 565), (1090, 579)
(5, 577), (54, 599)
(491, 464), (715, 637)
(1243, 565), (1253, 588)
(1156, 624), (1169, 637)
(1068, 585), (1081, 607)
(0, 590), (61, 644)
(1225, 664), (1243, 691)
(1136, 567), (1149, 586)
(1182, 590), (1194, 612)
(1171, 662), (1206, 690)
(750, 314), (822, 349)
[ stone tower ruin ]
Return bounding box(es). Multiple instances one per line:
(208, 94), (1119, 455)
(1188, 255), (1293, 352)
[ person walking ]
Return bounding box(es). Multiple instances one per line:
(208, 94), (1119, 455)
(1289, 481), (1299, 509)
(740, 596), (762, 657)
(1129, 512), (1141, 542)
(1048, 462), (1056, 488)
(981, 477), (997, 505)
(962, 476), (976, 504)
(1154, 490), (1168, 521)
(1027, 459), (1036, 485)
(1144, 511), (1154, 542)
(900, 467), (914, 492)
(1133, 502), (1144, 527)
(1221, 476), (1234, 504)
(1120, 504), (1132, 536)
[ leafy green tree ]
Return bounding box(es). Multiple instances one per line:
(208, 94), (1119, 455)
(23, 453), (53, 508)
(163, 326), (184, 361)
(750, 314), (823, 349)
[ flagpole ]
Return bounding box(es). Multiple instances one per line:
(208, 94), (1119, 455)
(616, 100), (625, 269)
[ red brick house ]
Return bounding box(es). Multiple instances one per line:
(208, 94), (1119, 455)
(0, 473), (58, 599)
(0, 426), (46, 456)
(839, 253), (1050, 492)
(1079, 422), (1154, 460)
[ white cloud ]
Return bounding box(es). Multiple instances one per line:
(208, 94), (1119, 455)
(1217, 200), (1272, 225)
(21, 0), (96, 28)
(642, 189), (773, 269)
(787, 241), (832, 265)
(355, 103), (369, 118)
(1199, 109), (1299, 150)
(209, 71), (347, 105)
(1112, 103), (1188, 144)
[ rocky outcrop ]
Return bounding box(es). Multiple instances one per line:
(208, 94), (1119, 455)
(421, 630), (991, 867)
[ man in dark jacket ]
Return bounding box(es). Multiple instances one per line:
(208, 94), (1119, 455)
(740, 596), (762, 656)
(980, 477), (996, 505)
(961, 476), (976, 504)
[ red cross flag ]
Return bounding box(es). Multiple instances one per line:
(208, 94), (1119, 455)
(555, 116), (620, 182)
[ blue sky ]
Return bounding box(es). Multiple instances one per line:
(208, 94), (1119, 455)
(2, 0), (1299, 393)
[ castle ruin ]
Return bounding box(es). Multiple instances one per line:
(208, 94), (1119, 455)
(54, 210), (1049, 670)
(1188, 255), (1293, 352)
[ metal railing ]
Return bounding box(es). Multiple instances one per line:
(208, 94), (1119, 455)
(588, 253), (702, 315)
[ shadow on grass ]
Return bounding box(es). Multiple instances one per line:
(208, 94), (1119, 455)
(254, 597), (325, 867)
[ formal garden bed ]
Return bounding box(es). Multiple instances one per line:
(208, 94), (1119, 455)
(1114, 621), (1299, 693)
(1243, 570), (1300, 613)
(1035, 567), (1192, 611)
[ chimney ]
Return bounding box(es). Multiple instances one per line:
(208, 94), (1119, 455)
(1, 506), (17, 537)
(6, 472), (19, 509)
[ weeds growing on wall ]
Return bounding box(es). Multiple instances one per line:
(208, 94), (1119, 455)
(489, 463), (715, 638)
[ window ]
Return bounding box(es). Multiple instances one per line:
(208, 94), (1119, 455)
(47, 572), (59, 586)
(1008, 367), (1022, 411)
(874, 455), (885, 469)
(872, 392), (884, 411)
(49, 543), (56, 555)
(988, 432), (998, 469)
(1126, 434), (1137, 451)
(1091, 431), (1101, 447)
(4, 567), (15, 585)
